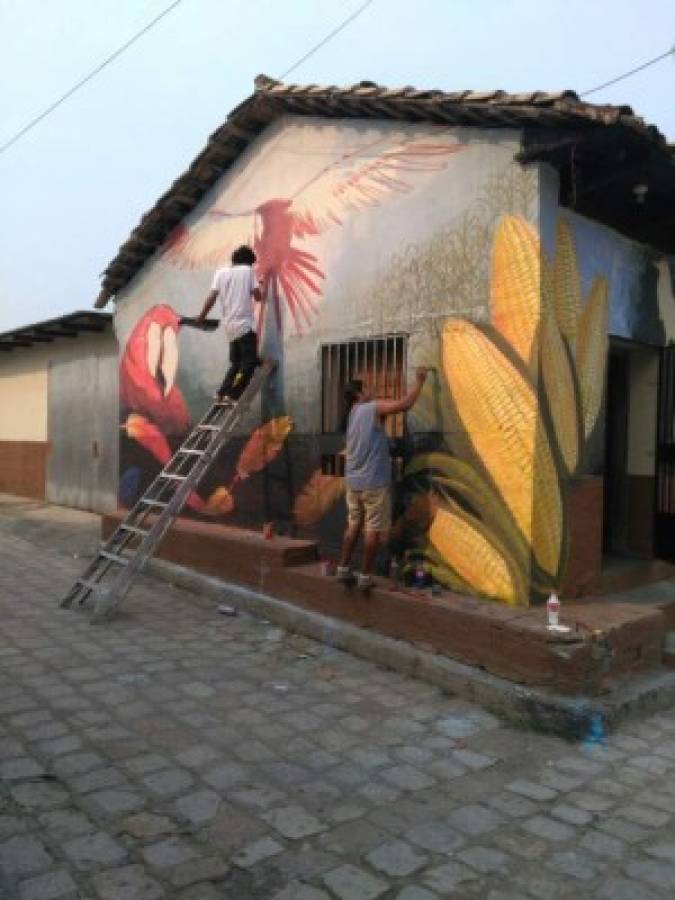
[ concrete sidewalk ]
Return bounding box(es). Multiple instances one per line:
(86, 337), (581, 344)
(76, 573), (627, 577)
(1, 496), (675, 899)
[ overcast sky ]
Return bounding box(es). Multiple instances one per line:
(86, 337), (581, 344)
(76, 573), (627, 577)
(1, 0), (673, 331)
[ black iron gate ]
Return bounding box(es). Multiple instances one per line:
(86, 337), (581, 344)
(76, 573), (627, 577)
(655, 344), (675, 560)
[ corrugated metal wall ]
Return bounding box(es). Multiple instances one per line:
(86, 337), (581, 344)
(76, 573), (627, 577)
(46, 348), (118, 513)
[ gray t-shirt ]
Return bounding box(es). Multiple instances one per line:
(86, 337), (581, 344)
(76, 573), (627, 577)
(345, 401), (391, 490)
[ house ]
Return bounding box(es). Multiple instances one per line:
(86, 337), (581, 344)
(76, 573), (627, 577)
(0, 311), (118, 512)
(94, 75), (675, 611)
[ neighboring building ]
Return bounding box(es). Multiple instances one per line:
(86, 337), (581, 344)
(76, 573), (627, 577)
(94, 75), (675, 606)
(0, 311), (118, 512)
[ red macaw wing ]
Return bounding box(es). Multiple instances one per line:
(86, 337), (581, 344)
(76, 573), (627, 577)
(162, 211), (256, 270)
(290, 135), (464, 235)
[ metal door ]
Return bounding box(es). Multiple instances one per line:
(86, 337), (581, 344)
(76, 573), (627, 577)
(46, 349), (118, 513)
(655, 344), (675, 560)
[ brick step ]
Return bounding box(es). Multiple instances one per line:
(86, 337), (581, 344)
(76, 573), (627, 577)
(102, 511), (318, 583)
(274, 562), (666, 695)
(102, 512), (667, 696)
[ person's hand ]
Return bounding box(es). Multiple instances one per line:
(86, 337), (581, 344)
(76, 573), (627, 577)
(415, 366), (428, 385)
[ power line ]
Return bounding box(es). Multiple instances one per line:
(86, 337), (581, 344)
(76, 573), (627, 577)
(581, 45), (674, 97)
(279, 0), (376, 80)
(0, 0), (186, 157)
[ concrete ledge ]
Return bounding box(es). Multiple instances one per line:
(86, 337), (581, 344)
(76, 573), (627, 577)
(146, 557), (675, 739)
(107, 514), (666, 694)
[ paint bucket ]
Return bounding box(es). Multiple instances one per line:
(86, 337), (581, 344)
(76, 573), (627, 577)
(263, 522), (276, 540)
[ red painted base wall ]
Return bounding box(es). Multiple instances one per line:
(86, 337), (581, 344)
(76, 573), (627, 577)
(0, 441), (48, 500)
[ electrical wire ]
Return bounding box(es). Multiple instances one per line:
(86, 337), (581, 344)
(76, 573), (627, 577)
(0, 0), (186, 157)
(278, 0), (376, 80)
(581, 45), (674, 97)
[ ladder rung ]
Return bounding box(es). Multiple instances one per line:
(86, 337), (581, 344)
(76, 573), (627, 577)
(99, 550), (128, 566)
(61, 358), (275, 621)
(119, 524), (149, 536)
(77, 578), (108, 594)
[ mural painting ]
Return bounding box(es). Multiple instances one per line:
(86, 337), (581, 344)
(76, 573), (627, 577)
(117, 120), (471, 536)
(400, 217), (609, 605)
(119, 303), (293, 516)
(117, 117), (660, 607)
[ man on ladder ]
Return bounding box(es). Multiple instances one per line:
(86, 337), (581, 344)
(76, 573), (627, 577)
(195, 244), (264, 404)
(61, 244), (273, 622)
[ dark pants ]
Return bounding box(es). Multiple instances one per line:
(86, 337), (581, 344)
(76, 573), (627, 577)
(218, 330), (259, 400)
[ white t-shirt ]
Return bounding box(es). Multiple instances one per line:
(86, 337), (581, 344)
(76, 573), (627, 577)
(211, 264), (259, 342)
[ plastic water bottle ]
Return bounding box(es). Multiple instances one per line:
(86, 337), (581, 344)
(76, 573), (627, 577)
(546, 593), (560, 629)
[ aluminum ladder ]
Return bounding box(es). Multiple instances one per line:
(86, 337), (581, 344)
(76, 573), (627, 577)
(60, 360), (275, 623)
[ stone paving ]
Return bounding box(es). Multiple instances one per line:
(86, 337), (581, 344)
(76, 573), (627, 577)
(0, 497), (675, 898)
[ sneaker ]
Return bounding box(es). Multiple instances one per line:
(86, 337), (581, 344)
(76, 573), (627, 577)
(357, 573), (373, 592)
(336, 566), (352, 584)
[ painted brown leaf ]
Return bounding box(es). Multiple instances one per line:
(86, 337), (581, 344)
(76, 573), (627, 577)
(235, 416), (293, 481)
(293, 469), (345, 526)
(202, 486), (235, 517)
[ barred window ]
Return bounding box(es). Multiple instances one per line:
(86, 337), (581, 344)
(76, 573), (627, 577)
(321, 335), (407, 438)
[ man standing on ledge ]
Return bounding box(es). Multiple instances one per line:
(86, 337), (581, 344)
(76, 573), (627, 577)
(337, 367), (428, 591)
(196, 244), (263, 405)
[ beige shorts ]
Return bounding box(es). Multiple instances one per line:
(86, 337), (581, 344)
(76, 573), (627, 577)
(346, 486), (392, 533)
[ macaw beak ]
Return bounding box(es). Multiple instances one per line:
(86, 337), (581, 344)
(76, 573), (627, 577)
(146, 322), (178, 397)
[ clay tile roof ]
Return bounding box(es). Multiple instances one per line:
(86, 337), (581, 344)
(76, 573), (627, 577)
(95, 74), (673, 308)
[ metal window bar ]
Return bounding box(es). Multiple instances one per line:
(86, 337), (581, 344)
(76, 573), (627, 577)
(320, 335), (407, 435)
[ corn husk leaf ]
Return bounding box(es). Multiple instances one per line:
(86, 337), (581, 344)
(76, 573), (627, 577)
(490, 215), (542, 367)
(405, 451), (528, 567)
(442, 320), (562, 576)
(429, 503), (526, 605)
(553, 218), (581, 340)
(540, 263), (579, 473)
(402, 491), (439, 533)
(235, 416), (293, 481)
(577, 276), (609, 439)
(293, 469), (345, 526)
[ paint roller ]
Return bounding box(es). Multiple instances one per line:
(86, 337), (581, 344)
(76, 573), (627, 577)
(178, 316), (219, 331)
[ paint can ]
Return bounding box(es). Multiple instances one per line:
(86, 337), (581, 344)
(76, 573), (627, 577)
(263, 522), (276, 540)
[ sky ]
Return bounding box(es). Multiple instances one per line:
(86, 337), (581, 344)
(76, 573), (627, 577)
(1, 0), (673, 332)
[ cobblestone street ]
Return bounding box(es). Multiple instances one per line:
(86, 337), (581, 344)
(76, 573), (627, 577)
(1, 498), (675, 899)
